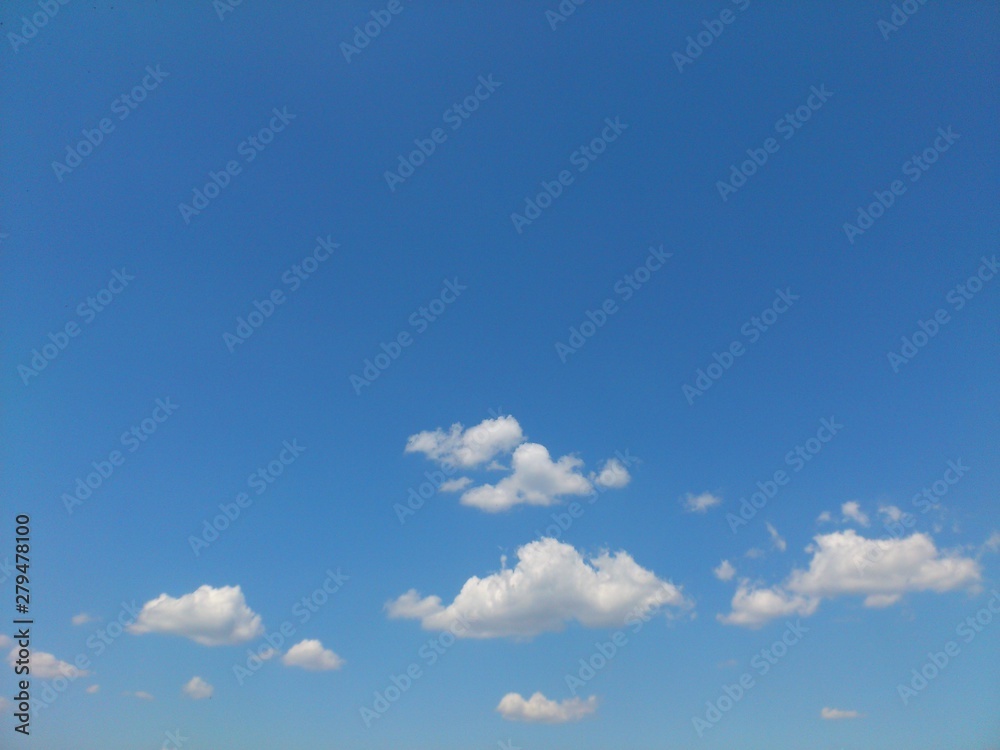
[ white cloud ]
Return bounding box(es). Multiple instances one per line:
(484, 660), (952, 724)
(439, 477), (473, 492)
(817, 511), (832, 523)
(591, 458), (631, 489)
(744, 547), (765, 559)
(0, 697), (9, 713)
(281, 639), (344, 671)
(767, 522), (787, 552)
(182, 676), (213, 700)
(496, 692), (597, 723)
(0, 635), (11, 649)
(821, 707), (863, 720)
(6, 649), (88, 680)
(717, 580), (820, 628)
(683, 492), (721, 513)
(841, 501), (870, 527)
(387, 538), (690, 639)
(719, 530), (981, 627)
(405, 416), (524, 468)
(878, 505), (904, 522)
(71, 613), (95, 626)
(125, 691), (154, 701)
(127, 585), (264, 646)
(460, 443), (595, 512)
(86, 685), (100, 694)
(982, 531), (1000, 553)
(714, 560), (736, 581)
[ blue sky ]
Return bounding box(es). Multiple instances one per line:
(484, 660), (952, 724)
(2, 1), (999, 748)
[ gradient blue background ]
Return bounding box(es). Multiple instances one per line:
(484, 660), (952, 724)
(2, 1), (998, 748)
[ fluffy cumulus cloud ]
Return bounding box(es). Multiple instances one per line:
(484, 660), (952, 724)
(387, 538), (690, 639)
(591, 458), (631, 489)
(182, 676), (213, 700)
(6, 648), (89, 680)
(714, 560), (736, 581)
(496, 692), (597, 723)
(821, 707), (863, 720)
(281, 639), (344, 671)
(406, 415), (629, 512)
(405, 415), (524, 468)
(127, 585), (264, 646)
(460, 443), (597, 512)
(841, 501), (870, 526)
(719, 530), (981, 627)
(683, 492), (721, 513)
